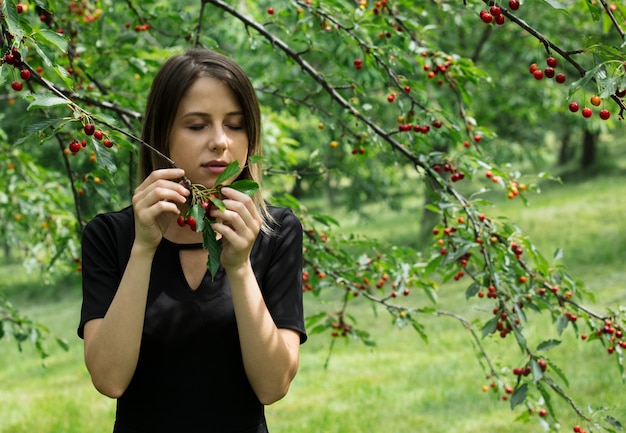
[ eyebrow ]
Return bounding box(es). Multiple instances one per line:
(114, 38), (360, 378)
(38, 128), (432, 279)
(182, 111), (244, 118)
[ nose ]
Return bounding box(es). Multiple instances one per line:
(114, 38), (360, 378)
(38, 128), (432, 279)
(208, 124), (228, 152)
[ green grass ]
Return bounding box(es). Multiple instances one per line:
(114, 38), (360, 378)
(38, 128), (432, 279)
(2, 174), (626, 432)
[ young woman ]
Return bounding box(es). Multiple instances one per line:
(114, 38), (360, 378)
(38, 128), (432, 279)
(78, 48), (307, 433)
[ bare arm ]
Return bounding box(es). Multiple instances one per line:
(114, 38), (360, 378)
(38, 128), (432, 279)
(228, 264), (301, 405)
(211, 187), (301, 405)
(83, 169), (189, 398)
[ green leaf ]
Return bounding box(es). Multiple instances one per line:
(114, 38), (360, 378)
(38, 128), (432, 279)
(36, 29), (68, 53)
(541, 0), (568, 11)
(92, 139), (117, 175)
(510, 383), (528, 410)
(583, 0), (602, 20)
(189, 204), (206, 232)
(228, 179), (259, 196)
(530, 359), (544, 382)
(26, 95), (70, 110)
(56, 337), (69, 351)
(215, 161), (243, 186)
(308, 323), (330, 335)
(24, 118), (65, 135)
(465, 281), (480, 299)
(442, 242), (474, 266)
(1, 0), (20, 35)
(33, 42), (54, 69)
(556, 314), (569, 335)
(548, 361), (570, 388)
(481, 316), (498, 338)
(605, 415), (623, 430)
(537, 339), (561, 351)
(312, 213), (340, 227)
(211, 197), (226, 212)
(203, 224), (221, 280)
(536, 381), (554, 417)
(305, 312), (328, 328)
(411, 321), (429, 344)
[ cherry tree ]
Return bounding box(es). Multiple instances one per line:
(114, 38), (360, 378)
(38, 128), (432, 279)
(0, 0), (624, 431)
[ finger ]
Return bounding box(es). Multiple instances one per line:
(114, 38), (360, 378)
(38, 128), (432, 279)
(220, 187), (257, 214)
(135, 168), (187, 194)
(219, 188), (261, 227)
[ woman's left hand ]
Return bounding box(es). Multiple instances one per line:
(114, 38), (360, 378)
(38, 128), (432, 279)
(209, 187), (262, 271)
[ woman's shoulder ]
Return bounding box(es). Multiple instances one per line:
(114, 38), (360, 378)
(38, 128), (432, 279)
(84, 205), (134, 237)
(266, 205), (301, 230)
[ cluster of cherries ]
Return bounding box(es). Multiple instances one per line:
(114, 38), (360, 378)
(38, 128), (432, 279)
(479, 1), (520, 26)
(4, 48), (31, 92)
(529, 55), (614, 120)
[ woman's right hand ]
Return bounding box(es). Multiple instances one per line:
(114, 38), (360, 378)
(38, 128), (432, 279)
(131, 168), (190, 250)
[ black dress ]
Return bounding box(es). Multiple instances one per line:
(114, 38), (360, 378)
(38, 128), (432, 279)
(78, 206), (307, 433)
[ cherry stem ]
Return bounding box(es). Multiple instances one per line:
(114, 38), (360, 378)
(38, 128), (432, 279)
(22, 61), (191, 184)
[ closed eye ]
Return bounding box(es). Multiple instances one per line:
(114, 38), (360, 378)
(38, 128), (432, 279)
(188, 124), (206, 131)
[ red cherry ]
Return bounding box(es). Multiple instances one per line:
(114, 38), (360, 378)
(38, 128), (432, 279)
(582, 107), (593, 118)
(103, 139), (113, 148)
(489, 6), (501, 16)
(353, 59), (363, 70)
(83, 123), (95, 136)
(19, 69), (31, 80)
(590, 95), (601, 106)
(495, 14), (505, 25)
(546, 57), (557, 68)
(568, 102), (579, 112)
(555, 73), (566, 84)
(187, 216), (197, 231)
(533, 69), (543, 80)
(16, 4), (24, 13)
(538, 409), (547, 417)
(69, 141), (81, 153)
(599, 109), (610, 120)
(11, 81), (23, 91)
(267, 7), (274, 15)
(93, 130), (103, 140)
(508, 0), (520, 10)
(529, 63), (539, 74)
(177, 216), (186, 227)
(544, 67), (555, 79)
(480, 11), (493, 24)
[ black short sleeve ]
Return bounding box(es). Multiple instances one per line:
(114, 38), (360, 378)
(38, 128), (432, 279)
(253, 207), (307, 343)
(78, 207), (134, 338)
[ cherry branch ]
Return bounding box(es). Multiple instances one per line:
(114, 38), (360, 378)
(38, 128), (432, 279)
(598, 0), (625, 40)
(22, 62), (179, 170)
(204, 0), (422, 168)
(54, 132), (85, 234)
(489, 0), (626, 119)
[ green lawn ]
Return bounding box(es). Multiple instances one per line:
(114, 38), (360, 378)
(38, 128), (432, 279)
(1, 174), (625, 432)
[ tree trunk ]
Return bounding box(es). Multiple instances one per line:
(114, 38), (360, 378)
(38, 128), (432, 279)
(558, 128), (571, 166)
(3, 240), (10, 262)
(581, 129), (598, 170)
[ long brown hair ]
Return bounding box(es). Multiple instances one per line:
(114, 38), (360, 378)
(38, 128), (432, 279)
(139, 48), (273, 230)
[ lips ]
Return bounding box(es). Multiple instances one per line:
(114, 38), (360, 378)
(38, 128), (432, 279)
(201, 160), (228, 174)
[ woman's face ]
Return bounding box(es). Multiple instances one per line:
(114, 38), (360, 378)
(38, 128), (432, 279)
(169, 76), (249, 188)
